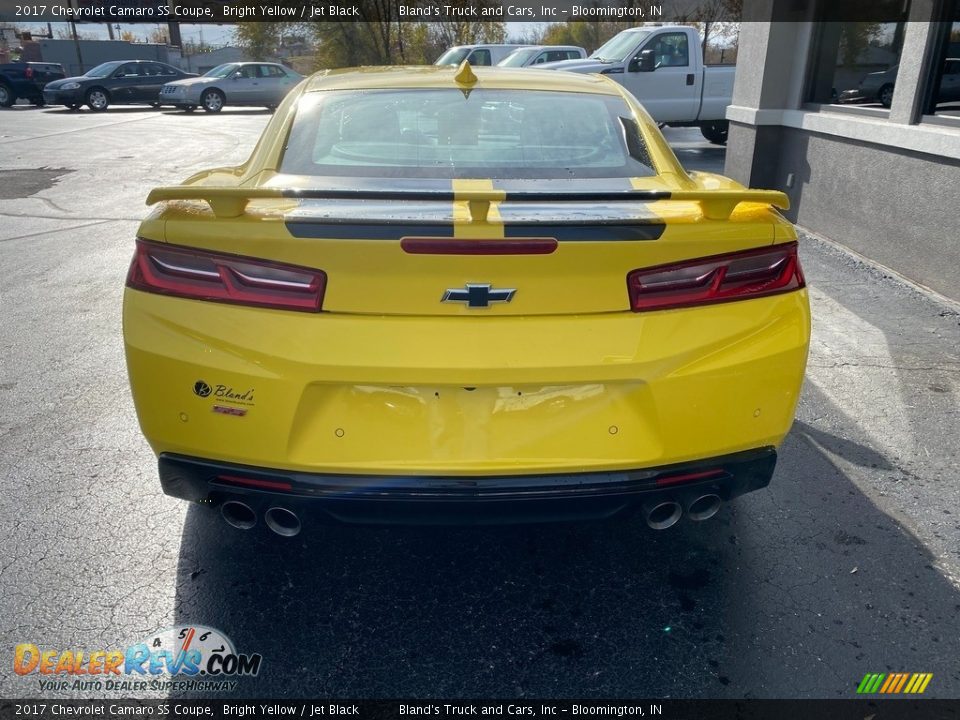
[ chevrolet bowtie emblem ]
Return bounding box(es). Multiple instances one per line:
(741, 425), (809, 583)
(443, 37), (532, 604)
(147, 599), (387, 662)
(442, 283), (516, 308)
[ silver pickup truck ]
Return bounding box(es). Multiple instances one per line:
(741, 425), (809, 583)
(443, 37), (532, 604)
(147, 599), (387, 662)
(540, 25), (735, 144)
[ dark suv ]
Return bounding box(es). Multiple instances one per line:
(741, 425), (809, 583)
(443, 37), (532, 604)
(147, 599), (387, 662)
(0, 62), (66, 107)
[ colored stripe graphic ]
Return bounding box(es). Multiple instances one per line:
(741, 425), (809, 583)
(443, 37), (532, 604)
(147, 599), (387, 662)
(893, 673), (909, 693)
(857, 673), (932, 694)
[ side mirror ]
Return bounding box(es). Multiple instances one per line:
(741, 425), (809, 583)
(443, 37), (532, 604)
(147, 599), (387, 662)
(629, 49), (657, 73)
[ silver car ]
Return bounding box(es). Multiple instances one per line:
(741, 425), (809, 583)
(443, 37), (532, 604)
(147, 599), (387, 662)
(497, 45), (588, 67)
(160, 62), (303, 113)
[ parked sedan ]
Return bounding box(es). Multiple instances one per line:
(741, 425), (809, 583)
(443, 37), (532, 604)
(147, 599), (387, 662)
(839, 59), (960, 109)
(160, 62), (303, 113)
(124, 65), (810, 535)
(497, 45), (588, 67)
(42, 60), (195, 111)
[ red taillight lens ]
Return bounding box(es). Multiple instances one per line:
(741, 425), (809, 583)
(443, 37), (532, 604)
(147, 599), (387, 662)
(25, 67), (33, 79)
(126, 238), (325, 312)
(627, 241), (804, 312)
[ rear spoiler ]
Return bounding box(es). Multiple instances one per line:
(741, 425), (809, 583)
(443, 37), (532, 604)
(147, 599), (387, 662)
(145, 187), (789, 222)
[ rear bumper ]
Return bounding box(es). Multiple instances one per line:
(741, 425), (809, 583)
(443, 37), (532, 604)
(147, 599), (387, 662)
(125, 289), (810, 476)
(160, 447), (776, 525)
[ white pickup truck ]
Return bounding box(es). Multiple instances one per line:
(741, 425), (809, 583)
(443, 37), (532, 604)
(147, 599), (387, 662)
(540, 25), (735, 144)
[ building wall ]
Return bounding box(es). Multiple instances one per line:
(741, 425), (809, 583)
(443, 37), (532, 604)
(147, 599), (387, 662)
(744, 124), (960, 298)
(726, 1), (960, 302)
(38, 40), (180, 77)
(180, 47), (250, 75)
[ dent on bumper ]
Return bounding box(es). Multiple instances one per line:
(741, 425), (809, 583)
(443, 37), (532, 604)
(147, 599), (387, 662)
(159, 447), (777, 525)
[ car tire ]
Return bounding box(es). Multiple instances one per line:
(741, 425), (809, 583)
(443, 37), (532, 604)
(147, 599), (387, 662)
(879, 84), (894, 108)
(699, 120), (729, 145)
(0, 84), (14, 107)
(150, 102), (162, 109)
(32, 97), (46, 107)
(201, 89), (224, 113)
(65, 103), (82, 111)
(85, 87), (110, 112)
(183, 105), (196, 113)
(266, 104), (277, 113)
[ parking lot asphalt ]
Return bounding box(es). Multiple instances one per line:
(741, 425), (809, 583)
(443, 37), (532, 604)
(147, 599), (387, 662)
(1, 107), (958, 699)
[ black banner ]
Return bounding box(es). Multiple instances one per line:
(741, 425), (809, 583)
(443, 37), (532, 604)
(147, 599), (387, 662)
(0, 0), (921, 23)
(1, 700), (959, 720)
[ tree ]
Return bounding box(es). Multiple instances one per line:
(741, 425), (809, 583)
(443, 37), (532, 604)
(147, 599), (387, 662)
(233, 22), (291, 60)
(839, 22), (882, 67)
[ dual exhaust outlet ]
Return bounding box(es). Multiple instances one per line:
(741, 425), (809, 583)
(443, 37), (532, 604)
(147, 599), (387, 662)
(642, 493), (722, 530)
(221, 501), (301, 537)
(221, 494), (720, 534)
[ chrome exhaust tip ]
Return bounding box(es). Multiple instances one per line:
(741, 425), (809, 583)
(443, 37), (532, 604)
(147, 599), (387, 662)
(686, 494), (722, 522)
(642, 500), (683, 530)
(221, 500), (256, 531)
(264, 507), (301, 538)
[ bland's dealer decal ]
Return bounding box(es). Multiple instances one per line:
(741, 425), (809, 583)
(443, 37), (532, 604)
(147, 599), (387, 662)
(194, 379), (256, 417)
(14, 626), (262, 692)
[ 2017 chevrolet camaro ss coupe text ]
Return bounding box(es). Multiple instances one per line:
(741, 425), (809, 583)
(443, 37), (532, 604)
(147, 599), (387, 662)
(123, 64), (811, 535)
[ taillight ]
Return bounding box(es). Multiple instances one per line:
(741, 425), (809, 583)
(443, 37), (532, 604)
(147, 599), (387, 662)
(25, 67), (33, 79)
(126, 238), (325, 312)
(627, 241), (804, 312)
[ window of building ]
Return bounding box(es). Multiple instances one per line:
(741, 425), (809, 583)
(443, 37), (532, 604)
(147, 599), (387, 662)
(924, 0), (960, 118)
(807, 14), (910, 109)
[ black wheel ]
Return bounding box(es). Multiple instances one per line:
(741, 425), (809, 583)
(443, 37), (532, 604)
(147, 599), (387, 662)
(0, 84), (14, 107)
(183, 105), (196, 113)
(879, 84), (894, 108)
(85, 87), (110, 112)
(201, 89), (224, 113)
(150, 102), (162, 109)
(32, 97), (45, 107)
(700, 120), (729, 145)
(65, 103), (82, 111)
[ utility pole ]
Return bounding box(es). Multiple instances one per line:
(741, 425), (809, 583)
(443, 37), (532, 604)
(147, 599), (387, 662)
(167, 23), (182, 47)
(65, 0), (84, 74)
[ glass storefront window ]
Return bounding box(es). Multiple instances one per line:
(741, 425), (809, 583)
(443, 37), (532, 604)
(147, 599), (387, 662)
(927, 1), (960, 117)
(807, 20), (909, 108)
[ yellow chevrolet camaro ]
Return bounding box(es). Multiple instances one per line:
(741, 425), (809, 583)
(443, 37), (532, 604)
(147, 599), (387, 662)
(123, 64), (810, 536)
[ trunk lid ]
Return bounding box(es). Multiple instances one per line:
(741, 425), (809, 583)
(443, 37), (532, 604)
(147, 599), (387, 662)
(150, 176), (786, 317)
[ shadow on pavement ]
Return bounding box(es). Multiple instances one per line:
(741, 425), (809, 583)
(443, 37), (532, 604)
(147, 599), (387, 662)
(170, 409), (960, 698)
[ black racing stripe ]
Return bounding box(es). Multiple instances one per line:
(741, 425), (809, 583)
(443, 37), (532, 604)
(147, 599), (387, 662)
(286, 221), (666, 241)
(504, 223), (667, 241)
(280, 189), (672, 202)
(286, 222), (452, 239)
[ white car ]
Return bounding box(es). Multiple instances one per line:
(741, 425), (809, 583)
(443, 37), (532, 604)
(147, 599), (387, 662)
(497, 45), (588, 67)
(434, 44), (532, 67)
(160, 62), (303, 113)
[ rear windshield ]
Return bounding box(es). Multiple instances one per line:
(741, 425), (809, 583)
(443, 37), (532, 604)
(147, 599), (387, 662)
(280, 88), (656, 179)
